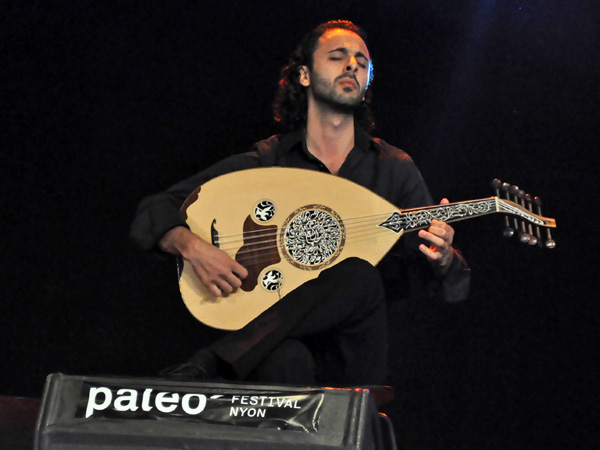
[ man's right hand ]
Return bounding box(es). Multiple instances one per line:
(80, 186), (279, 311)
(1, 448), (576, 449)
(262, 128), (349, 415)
(159, 226), (248, 297)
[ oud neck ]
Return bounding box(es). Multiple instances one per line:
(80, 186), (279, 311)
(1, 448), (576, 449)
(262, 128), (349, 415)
(399, 198), (499, 232)
(377, 196), (555, 234)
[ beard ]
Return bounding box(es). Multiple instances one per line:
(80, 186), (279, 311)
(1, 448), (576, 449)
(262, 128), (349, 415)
(310, 72), (365, 115)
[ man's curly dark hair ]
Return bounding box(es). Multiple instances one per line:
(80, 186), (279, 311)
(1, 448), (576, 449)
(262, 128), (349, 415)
(273, 20), (375, 133)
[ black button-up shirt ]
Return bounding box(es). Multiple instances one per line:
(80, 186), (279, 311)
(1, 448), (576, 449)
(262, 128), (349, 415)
(130, 128), (470, 302)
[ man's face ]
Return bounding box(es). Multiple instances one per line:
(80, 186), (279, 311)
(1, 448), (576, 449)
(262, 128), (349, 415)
(302, 28), (372, 113)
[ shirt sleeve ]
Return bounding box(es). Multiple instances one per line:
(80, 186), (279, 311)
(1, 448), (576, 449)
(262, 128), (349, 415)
(436, 249), (471, 302)
(129, 152), (260, 253)
(387, 153), (471, 303)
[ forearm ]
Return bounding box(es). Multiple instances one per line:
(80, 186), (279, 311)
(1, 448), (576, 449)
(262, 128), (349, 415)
(158, 226), (211, 260)
(130, 191), (193, 252)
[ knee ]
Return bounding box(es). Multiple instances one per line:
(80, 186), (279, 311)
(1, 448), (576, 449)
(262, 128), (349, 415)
(331, 257), (385, 294)
(320, 257), (386, 312)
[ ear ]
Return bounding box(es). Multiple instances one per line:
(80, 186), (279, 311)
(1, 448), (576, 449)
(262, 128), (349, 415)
(298, 66), (310, 87)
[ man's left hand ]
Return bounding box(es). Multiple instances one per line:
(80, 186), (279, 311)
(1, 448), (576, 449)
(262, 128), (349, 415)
(418, 198), (455, 277)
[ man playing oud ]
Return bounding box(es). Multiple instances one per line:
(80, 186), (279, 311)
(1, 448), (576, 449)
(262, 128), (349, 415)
(130, 20), (470, 386)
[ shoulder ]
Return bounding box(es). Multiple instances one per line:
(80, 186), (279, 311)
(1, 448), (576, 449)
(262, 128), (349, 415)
(251, 134), (287, 154)
(369, 136), (415, 164)
(366, 135), (432, 207)
(249, 132), (302, 165)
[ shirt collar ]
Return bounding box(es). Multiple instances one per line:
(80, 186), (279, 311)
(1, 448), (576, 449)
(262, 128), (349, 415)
(280, 126), (372, 155)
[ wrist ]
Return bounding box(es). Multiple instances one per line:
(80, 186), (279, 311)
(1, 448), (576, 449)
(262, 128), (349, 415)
(431, 248), (455, 278)
(159, 226), (194, 256)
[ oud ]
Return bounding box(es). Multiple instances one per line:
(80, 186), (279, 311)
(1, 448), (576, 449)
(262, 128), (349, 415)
(178, 168), (556, 330)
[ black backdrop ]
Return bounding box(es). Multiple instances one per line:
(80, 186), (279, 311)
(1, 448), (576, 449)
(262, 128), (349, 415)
(2, 0), (599, 448)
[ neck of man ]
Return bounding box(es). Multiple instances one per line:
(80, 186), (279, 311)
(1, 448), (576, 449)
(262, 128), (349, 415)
(304, 99), (355, 175)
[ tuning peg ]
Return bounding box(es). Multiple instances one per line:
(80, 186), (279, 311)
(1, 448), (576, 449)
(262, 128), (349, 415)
(525, 194), (539, 246)
(497, 181), (515, 237)
(517, 189), (531, 243)
(534, 196), (556, 249)
(503, 226), (515, 238)
(510, 185), (530, 244)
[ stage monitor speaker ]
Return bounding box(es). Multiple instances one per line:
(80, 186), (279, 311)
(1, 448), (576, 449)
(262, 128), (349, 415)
(35, 373), (394, 450)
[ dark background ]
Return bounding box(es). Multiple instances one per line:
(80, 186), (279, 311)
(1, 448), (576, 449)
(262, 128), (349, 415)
(2, 0), (599, 448)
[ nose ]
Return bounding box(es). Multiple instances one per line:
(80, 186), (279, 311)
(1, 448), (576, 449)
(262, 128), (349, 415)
(345, 56), (359, 73)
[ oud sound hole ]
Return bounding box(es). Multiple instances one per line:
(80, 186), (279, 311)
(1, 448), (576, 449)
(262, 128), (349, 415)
(281, 206), (345, 269)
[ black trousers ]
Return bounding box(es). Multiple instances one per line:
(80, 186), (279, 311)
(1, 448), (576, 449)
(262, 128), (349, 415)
(209, 257), (388, 386)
